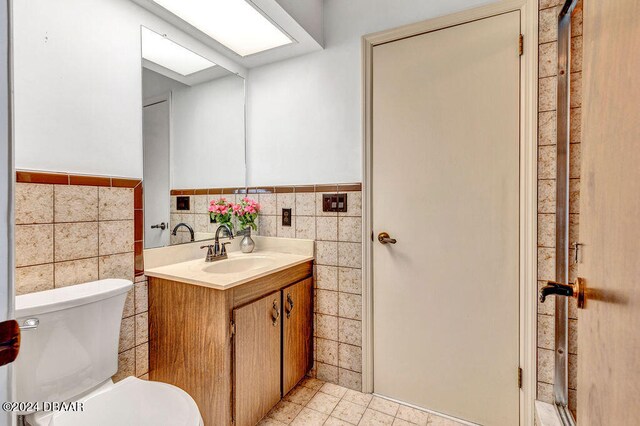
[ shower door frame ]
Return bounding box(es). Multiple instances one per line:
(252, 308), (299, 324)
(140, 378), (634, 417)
(361, 0), (539, 425)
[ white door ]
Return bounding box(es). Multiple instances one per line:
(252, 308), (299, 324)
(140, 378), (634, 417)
(143, 98), (170, 248)
(372, 12), (521, 426)
(0, 0), (15, 423)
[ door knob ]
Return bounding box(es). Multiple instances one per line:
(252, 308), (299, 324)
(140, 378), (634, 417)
(378, 232), (397, 245)
(539, 277), (585, 309)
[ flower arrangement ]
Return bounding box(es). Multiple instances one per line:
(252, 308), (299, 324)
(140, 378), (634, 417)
(233, 197), (261, 231)
(208, 198), (233, 229)
(208, 197), (261, 233)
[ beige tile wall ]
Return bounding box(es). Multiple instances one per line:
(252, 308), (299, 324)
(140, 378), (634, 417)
(537, 0), (583, 415)
(258, 190), (363, 391)
(169, 189), (364, 391)
(15, 183), (148, 382)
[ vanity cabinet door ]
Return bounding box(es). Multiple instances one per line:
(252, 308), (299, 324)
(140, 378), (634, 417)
(282, 278), (314, 395)
(233, 293), (282, 426)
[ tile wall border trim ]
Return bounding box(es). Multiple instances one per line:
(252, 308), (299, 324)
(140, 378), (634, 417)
(170, 183), (362, 196)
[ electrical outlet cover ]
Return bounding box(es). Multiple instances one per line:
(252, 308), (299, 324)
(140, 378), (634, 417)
(282, 208), (292, 226)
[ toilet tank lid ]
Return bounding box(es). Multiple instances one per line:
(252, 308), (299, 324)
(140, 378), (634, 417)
(16, 279), (133, 318)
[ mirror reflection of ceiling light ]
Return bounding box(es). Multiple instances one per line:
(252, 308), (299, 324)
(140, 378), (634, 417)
(150, 0), (293, 57)
(141, 27), (216, 76)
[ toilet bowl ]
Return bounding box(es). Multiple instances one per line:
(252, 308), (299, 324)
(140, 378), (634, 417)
(25, 377), (202, 426)
(15, 279), (203, 426)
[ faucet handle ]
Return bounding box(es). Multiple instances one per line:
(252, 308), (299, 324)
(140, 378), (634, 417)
(221, 242), (232, 256)
(201, 245), (216, 262)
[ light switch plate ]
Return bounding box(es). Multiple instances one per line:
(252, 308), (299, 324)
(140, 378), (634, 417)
(322, 194), (348, 212)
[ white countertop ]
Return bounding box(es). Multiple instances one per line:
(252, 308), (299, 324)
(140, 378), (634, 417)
(143, 236), (314, 290)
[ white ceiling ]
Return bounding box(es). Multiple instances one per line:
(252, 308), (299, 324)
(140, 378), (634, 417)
(130, 0), (324, 69)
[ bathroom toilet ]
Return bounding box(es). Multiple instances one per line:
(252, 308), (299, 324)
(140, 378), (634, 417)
(14, 279), (203, 426)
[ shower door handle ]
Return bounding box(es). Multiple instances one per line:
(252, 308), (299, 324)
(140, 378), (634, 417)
(539, 277), (585, 309)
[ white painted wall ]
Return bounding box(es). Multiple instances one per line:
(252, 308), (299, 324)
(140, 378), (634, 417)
(12, 0), (243, 179)
(14, 0), (496, 183)
(246, 0), (495, 185)
(275, 0), (324, 46)
(171, 75), (246, 188)
(13, 0), (143, 177)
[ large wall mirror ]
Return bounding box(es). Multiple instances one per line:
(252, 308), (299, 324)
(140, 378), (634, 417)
(12, 0), (247, 251)
(140, 27), (246, 248)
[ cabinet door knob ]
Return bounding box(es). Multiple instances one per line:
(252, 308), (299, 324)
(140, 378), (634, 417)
(285, 293), (294, 318)
(272, 300), (280, 326)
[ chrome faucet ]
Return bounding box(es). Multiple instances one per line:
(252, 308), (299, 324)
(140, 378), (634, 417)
(171, 223), (195, 242)
(201, 224), (234, 262)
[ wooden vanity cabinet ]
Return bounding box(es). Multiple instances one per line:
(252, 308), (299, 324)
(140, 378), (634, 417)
(233, 277), (314, 426)
(233, 293), (282, 426)
(148, 261), (313, 426)
(282, 278), (314, 395)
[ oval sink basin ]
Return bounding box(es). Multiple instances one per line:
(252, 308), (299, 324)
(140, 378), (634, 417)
(202, 256), (275, 274)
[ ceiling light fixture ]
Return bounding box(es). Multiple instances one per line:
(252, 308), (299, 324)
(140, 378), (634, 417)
(141, 27), (216, 76)
(151, 0), (293, 57)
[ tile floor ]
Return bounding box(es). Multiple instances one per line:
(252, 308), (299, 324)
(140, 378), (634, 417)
(259, 378), (467, 426)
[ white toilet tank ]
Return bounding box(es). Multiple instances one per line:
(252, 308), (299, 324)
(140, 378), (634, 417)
(14, 279), (133, 404)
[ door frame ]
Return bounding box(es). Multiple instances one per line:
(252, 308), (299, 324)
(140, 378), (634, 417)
(361, 1), (538, 425)
(1, 0), (14, 424)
